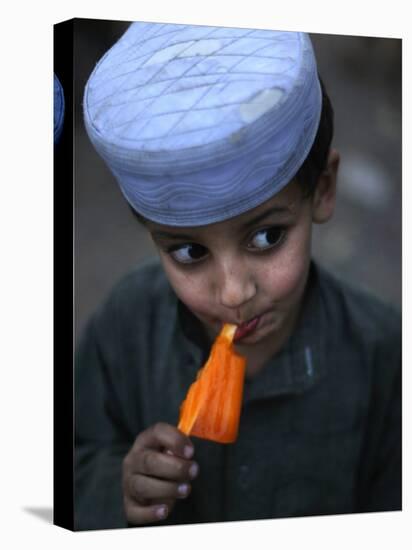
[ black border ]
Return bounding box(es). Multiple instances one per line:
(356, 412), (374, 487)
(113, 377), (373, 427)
(53, 18), (75, 531)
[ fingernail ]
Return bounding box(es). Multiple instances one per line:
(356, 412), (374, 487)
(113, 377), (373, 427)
(155, 505), (168, 519)
(184, 445), (194, 459)
(189, 462), (199, 478)
(177, 483), (189, 496)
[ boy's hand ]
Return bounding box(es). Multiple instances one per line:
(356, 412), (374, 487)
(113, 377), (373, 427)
(122, 422), (199, 525)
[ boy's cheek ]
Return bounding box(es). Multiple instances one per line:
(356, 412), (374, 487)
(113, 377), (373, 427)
(162, 270), (221, 330)
(177, 286), (213, 319)
(160, 259), (208, 310)
(263, 242), (311, 303)
(264, 263), (306, 303)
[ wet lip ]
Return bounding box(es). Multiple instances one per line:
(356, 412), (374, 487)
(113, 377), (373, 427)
(233, 315), (261, 342)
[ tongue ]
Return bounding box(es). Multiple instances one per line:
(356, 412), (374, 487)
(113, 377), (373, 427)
(234, 317), (259, 341)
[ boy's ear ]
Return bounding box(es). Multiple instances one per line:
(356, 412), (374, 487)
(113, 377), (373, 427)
(312, 148), (340, 224)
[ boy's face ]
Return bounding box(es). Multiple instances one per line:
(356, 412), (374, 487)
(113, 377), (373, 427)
(147, 154), (338, 371)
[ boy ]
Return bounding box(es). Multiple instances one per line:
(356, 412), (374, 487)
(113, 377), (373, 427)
(75, 22), (401, 530)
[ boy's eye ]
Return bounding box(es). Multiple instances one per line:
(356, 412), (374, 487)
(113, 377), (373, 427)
(248, 226), (285, 251)
(169, 243), (208, 264)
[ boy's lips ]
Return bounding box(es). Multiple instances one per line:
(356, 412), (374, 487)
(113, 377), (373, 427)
(233, 315), (261, 342)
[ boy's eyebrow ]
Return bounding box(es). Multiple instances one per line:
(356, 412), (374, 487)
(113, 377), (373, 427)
(241, 205), (292, 230)
(151, 230), (196, 241)
(151, 205), (292, 242)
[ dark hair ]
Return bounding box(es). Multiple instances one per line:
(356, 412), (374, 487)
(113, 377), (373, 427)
(130, 76), (334, 223)
(295, 76), (334, 196)
(130, 205), (146, 226)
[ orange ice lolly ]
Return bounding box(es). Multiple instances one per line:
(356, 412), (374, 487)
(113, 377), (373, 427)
(178, 324), (246, 443)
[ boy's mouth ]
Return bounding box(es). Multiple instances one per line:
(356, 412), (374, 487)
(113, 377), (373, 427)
(233, 316), (260, 342)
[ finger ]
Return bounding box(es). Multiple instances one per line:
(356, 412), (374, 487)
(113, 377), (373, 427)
(130, 447), (199, 482)
(134, 422), (194, 459)
(124, 497), (172, 525)
(128, 473), (191, 503)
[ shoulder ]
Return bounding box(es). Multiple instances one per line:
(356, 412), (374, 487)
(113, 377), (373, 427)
(314, 263), (401, 419)
(92, 256), (176, 336)
(105, 256), (171, 308)
(315, 263), (401, 348)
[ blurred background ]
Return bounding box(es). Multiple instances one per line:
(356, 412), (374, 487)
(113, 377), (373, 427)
(65, 19), (402, 341)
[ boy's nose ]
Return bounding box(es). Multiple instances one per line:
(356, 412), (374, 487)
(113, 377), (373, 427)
(216, 262), (256, 310)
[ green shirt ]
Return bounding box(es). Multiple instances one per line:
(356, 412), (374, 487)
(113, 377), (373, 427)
(74, 258), (401, 530)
